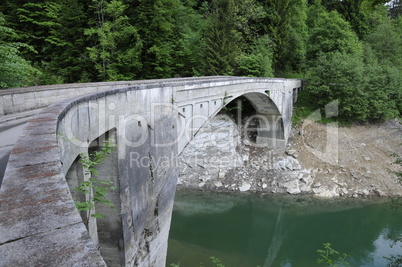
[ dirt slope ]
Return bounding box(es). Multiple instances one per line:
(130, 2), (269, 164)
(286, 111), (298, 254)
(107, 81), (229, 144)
(289, 119), (402, 196)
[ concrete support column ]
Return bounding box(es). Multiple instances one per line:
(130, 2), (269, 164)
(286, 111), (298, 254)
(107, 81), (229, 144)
(65, 155), (100, 247)
(255, 114), (286, 150)
(90, 129), (125, 266)
(86, 172), (100, 248)
(66, 157), (86, 221)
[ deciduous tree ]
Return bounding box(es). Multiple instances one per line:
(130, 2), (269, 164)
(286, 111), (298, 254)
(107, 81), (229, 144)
(0, 13), (38, 88)
(85, 0), (142, 81)
(307, 6), (363, 63)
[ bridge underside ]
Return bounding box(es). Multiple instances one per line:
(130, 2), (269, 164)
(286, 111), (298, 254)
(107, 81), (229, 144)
(178, 91), (287, 153)
(242, 92), (285, 150)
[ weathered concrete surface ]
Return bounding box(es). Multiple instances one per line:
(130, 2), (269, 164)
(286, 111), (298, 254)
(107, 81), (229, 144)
(0, 79), (195, 116)
(0, 106), (106, 266)
(1, 222), (106, 266)
(175, 78), (302, 151)
(0, 109), (40, 186)
(55, 86), (179, 266)
(0, 77), (302, 266)
(1, 77), (280, 116)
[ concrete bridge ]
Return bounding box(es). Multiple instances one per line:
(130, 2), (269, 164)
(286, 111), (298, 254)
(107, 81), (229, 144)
(0, 77), (302, 266)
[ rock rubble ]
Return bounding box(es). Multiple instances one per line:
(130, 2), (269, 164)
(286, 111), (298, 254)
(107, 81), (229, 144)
(178, 114), (402, 198)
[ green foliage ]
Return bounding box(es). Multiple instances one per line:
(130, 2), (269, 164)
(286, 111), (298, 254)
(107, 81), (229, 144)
(134, 0), (180, 79)
(79, 138), (117, 176)
(4, 0), (94, 84)
(170, 256), (226, 267)
(321, 0), (366, 38)
(304, 3), (402, 123)
(209, 256), (225, 267)
(15, 2), (60, 58)
(173, 0), (207, 77)
(307, 52), (364, 121)
(0, 12), (38, 88)
(202, 0), (241, 76)
(259, 0), (308, 73)
(363, 63), (402, 120)
(317, 243), (349, 267)
(307, 7), (363, 63)
(321, 0), (390, 38)
(307, 47), (401, 122)
(365, 18), (402, 68)
(292, 90), (317, 125)
(14, 2), (68, 83)
(284, 0), (308, 73)
(233, 0), (265, 46)
(85, 0), (142, 81)
(236, 35), (274, 77)
(40, 0), (92, 83)
(0, 0), (400, 107)
(75, 138), (117, 218)
(75, 177), (115, 218)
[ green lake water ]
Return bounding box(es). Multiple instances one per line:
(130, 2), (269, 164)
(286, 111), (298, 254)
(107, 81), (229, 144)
(167, 190), (402, 267)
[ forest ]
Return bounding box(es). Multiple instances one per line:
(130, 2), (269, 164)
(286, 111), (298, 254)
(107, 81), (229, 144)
(0, 0), (401, 122)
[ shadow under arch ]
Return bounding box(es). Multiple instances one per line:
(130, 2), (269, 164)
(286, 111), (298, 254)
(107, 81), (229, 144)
(222, 92), (285, 150)
(65, 128), (125, 266)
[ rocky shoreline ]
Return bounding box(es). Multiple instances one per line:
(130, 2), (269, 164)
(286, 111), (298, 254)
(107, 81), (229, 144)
(177, 114), (402, 198)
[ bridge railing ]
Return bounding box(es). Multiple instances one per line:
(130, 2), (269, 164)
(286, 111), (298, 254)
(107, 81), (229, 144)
(0, 76), (240, 116)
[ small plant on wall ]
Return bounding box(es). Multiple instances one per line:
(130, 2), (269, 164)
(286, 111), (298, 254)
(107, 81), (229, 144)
(75, 138), (117, 218)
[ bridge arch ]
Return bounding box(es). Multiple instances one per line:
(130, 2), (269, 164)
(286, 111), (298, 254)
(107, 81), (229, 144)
(241, 92), (285, 148)
(176, 88), (290, 153)
(0, 77), (302, 267)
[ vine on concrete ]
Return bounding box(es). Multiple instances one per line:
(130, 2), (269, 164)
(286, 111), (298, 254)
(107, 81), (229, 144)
(75, 138), (117, 218)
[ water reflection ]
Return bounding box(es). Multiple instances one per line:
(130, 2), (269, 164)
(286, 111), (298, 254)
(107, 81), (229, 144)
(359, 230), (402, 267)
(167, 190), (402, 267)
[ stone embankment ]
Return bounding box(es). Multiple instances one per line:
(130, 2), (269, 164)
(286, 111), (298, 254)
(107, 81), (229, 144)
(178, 114), (402, 197)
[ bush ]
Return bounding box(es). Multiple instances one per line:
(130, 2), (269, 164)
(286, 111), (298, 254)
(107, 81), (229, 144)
(306, 52), (401, 122)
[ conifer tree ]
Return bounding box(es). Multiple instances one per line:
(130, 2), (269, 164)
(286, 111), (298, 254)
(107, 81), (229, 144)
(173, 0), (208, 77)
(259, 0), (308, 74)
(202, 0), (240, 76)
(133, 0), (179, 79)
(4, 0), (91, 84)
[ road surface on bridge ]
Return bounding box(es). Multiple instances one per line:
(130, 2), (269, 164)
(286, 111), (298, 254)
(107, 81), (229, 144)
(0, 109), (40, 186)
